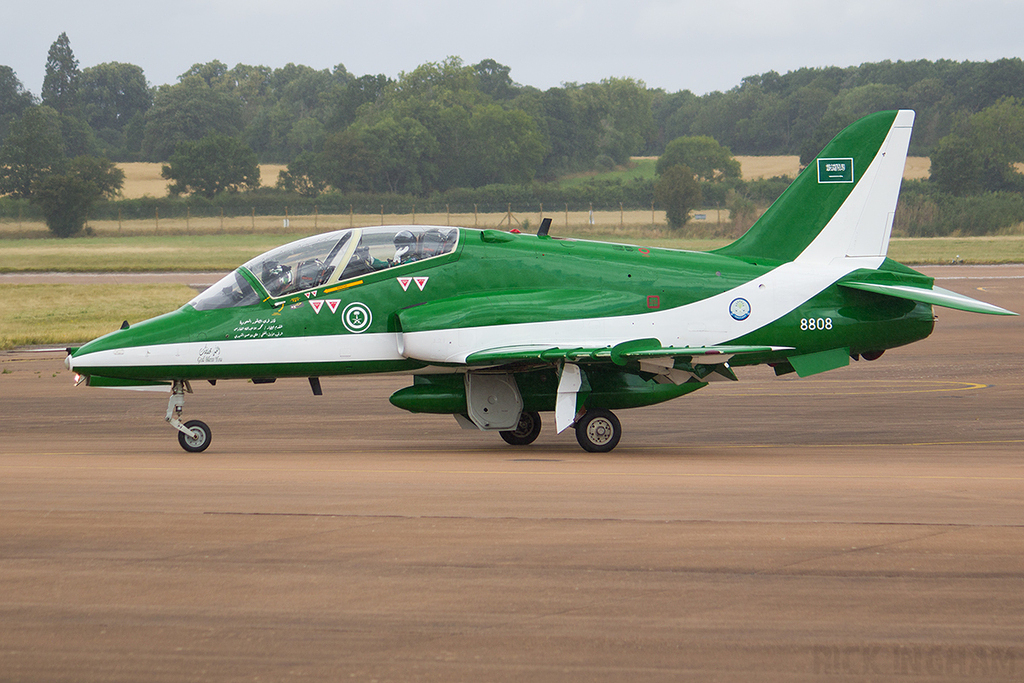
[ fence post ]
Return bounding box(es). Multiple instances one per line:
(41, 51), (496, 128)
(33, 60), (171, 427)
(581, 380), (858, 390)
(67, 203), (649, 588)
(620, 202), (624, 229)
(186, 205), (190, 234)
(474, 204), (478, 227)
(314, 205), (318, 230)
(539, 202), (543, 225)
(380, 205), (384, 226)
(220, 207), (224, 232)
(446, 204), (450, 226)
(251, 207), (255, 231)
(651, 201), (655, 228)
(412, 204), (416, 225)
(155, 207), (159, 234)
(118, 207), (122, 233)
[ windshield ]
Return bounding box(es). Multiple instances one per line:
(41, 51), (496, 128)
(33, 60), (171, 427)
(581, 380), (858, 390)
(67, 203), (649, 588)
(187, 226), (459, 310)
(189, 270), (261, 311)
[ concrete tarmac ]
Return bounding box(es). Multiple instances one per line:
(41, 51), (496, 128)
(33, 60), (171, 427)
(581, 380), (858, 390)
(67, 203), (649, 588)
(1, 267), (1022, 681)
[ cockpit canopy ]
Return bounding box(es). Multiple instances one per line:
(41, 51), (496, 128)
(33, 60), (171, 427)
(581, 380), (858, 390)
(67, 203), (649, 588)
(189, 225), (459, 311)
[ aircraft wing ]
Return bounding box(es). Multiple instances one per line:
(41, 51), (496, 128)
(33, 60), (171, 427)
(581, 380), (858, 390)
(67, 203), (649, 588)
(838, 280), (1017, 316)
(464, 340), (786, 367)
(460, 339), (791, 434)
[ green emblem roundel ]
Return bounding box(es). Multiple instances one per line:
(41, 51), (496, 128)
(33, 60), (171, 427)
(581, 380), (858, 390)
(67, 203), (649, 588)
(342, 302), (372, 333)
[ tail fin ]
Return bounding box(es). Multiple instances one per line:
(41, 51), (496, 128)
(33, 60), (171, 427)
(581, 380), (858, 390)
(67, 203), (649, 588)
(715, 110), (915, 265)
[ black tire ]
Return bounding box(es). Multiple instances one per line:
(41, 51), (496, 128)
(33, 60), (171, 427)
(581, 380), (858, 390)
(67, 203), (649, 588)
(574, 409), (621, 453)
(178, 419), (211, 453)
(500, 411), (542, 446)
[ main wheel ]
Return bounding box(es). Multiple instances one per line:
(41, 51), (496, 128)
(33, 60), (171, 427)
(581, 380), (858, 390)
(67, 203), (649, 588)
(574, 409), (621, 453)
(178, 419), (212, 453)
(500, 411), (542, 446)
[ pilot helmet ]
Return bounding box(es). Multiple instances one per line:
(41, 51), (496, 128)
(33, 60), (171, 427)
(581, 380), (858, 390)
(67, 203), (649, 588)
(263, 260), (290, 282)
(420, 229), (447, 258)
(393, 230), (417, 262)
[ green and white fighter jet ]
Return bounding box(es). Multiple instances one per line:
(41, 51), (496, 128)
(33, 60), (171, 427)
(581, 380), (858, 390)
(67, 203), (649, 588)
(66, 110), (1016, 453)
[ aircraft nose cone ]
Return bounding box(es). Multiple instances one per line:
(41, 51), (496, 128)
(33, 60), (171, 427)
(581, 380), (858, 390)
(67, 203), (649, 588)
(64, 354), (73, 371)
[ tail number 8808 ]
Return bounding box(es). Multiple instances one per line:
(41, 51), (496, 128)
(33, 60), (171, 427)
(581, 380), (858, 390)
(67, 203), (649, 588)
(800, 317), (833, 331)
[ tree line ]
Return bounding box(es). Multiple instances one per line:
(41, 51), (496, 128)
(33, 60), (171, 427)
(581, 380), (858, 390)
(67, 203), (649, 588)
(5, 35), (1024, 170)
(3, 32), (1024, 236)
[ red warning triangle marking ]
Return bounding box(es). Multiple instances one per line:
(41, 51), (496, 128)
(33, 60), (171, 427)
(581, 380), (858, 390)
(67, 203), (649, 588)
(310, 300), (324, 314)
(414, 276), (429, 291)
(397, 277), (412, 291)
(326, 300), (341, 314)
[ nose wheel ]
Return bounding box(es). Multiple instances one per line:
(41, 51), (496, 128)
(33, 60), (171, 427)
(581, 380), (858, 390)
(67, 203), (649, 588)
(166, 380), (212, 452)
(178, 419), (212, 452)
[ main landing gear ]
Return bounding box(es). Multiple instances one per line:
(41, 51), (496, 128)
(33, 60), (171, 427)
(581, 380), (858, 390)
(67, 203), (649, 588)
(166, 380), (212, 453)
(500, 411), (542, 446)
(573, 408), (621, 453)
(498, 408), (624, 452)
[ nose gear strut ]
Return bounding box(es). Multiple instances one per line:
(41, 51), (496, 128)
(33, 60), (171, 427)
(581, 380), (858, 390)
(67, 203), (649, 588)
(166, 380), (212, 452)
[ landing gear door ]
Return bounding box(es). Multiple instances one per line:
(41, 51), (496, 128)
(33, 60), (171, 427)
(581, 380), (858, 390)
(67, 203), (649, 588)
(464, 373), (523, 430)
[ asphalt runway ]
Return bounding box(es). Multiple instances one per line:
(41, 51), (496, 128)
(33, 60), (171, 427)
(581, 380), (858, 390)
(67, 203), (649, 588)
(1, 266), (1022, 681)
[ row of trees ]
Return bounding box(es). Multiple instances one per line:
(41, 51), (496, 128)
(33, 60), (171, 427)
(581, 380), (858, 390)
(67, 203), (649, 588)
(4, 32), (1024, 236)
(0, 35), (654, 182)
(653, 58), (1024, 161)
(7, 33), (1024, 171)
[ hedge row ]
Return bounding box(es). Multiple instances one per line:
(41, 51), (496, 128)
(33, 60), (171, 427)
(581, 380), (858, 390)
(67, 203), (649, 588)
(894, 183), (1024, 237)
(5, 179), (1023, 237)
(1, 177), (794, 220)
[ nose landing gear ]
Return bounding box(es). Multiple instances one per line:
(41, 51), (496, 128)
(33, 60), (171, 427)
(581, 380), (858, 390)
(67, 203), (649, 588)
(166, 380), (212, 452)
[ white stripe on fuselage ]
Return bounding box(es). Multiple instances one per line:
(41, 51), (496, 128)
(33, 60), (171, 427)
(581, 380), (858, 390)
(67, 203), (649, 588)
(401, 257), (884, 364)
(72, 332), (405, 371)
(72, 258), (881, 373)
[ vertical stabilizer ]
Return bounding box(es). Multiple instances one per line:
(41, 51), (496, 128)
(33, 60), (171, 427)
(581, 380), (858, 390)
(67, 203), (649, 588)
(715, 110), (915, 264)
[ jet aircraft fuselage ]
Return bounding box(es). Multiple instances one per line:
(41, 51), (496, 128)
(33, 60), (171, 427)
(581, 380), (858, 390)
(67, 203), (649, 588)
(65, 110), (1015, 453)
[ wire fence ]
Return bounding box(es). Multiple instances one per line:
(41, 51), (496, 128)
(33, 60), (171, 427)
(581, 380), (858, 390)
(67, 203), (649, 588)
(2, 203), (742, 239)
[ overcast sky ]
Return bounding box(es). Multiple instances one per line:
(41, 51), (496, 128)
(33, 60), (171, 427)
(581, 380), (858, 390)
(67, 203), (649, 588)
(5, 0), (1023, 97)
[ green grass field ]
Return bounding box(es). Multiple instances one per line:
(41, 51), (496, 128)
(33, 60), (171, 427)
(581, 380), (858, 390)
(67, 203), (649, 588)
(2, 231), (1022, 274)
(0, 284), (196, 349)
(0, 234), (290, 273)
(557, 158), (659, 187)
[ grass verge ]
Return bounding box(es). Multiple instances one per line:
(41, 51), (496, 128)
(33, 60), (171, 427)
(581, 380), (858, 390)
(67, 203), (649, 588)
(0, 284), (196, 350)
(2, 231), (1023, 274)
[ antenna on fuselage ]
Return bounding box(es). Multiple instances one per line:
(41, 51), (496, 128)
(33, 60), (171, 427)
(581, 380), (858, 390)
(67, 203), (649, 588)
(537, 217), (552, 237)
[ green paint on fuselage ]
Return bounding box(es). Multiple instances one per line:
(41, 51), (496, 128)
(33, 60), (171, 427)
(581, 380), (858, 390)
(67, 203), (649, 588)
(70, 226), (934, 382)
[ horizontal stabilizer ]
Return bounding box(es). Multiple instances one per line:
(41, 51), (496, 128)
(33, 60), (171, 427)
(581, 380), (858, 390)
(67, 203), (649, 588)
(839, 281), (1017, 316)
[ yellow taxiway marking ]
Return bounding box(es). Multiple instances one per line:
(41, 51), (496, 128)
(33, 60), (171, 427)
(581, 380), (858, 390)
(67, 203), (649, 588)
(720, 379), (989, 397)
